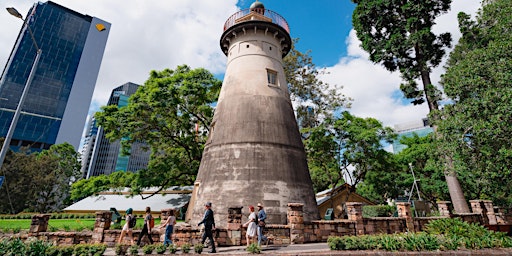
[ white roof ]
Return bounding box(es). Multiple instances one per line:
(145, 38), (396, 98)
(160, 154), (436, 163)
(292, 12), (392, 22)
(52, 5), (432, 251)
(64, 186), (192, 213)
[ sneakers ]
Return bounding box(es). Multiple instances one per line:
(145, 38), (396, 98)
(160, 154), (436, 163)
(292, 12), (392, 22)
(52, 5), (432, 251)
(208, 250), (216, 253)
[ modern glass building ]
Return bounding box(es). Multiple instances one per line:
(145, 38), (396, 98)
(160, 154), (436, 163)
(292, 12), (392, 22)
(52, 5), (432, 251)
(392, 118), (434, 153)
(84, 82), (151, 178)
(0, 1), (110, 151)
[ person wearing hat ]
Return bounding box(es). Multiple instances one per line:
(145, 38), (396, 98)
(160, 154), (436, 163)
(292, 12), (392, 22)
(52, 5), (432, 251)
(118, 208), (135, 245)
(198, 202), (216, 253)
(256, 203), (267, 246)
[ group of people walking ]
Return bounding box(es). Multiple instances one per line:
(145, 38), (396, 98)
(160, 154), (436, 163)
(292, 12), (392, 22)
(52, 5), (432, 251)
(116, 201), (267, 254)
(117, 206), (176, 247)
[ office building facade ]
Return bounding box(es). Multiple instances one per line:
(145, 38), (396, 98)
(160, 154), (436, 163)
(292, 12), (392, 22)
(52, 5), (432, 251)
(392, 118), (434, 153)
(0, 1), (110, 151)
(84, 82), (150, 178)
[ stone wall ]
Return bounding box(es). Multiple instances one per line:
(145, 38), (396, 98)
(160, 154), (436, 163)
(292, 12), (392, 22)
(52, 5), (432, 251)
(6, 199), (507, 247)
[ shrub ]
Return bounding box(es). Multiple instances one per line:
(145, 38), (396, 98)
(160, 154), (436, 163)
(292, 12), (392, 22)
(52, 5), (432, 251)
(329, 218), (512, 252)
(129, 244), (139, 255)
(5, 238), (26, 255)
(115, 244), (128, 255)
(246, 242), (261, 254)
(168, 243), (178, 254)
(155, 243), (166, 254)
(142, 244), (154, 254)
(27, 239), (52, 255)
(181, 243), (191, 253)
(194, 243), (204, 254)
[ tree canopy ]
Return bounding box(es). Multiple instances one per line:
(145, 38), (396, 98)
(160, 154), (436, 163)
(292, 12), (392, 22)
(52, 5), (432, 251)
(71, 65), (221, 200)
(351, 0), (470, 213)
(0, 142), (80, 213)
(437, 0), (512, 208)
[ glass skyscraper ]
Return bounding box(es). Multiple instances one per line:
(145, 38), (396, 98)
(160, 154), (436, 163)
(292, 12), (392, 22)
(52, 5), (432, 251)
(83, 82), (151, 178)
(0, 1), (110, 151)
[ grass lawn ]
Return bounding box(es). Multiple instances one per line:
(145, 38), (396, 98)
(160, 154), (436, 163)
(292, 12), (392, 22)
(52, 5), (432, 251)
(0, 219), (97, 232)
(0, 218), (164, 232)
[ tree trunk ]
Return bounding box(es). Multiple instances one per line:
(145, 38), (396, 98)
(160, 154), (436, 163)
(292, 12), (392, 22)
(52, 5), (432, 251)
(444, 155), (470, 213)
(420, 69), (470, 213)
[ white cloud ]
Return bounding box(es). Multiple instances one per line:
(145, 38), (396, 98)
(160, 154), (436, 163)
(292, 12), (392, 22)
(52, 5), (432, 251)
(0, 0), (238, 111)
(0, 0), (482, 133)
(322, 0), (480, 128)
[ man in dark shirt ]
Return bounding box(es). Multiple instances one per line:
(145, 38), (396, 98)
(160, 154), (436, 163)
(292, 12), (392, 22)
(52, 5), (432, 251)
(198, 202), (216, 253)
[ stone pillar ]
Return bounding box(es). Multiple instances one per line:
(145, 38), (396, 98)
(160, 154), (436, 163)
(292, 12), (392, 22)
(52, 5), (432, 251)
(29, 214), (51, 234)
(226, 206), (243, 246)
(92, 211), (112, 243)
(288, 203), (304, 244)
(470, 200), (487, 224)
(437, 201), (452, 217)
(470, 200), (497, 225)
(346, 202), (363, 235)
(482, 200), (497, 225)
(396, 202), (415, 232)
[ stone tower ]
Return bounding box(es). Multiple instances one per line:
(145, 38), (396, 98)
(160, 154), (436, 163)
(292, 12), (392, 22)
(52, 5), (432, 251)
(187, 1), (320, 226)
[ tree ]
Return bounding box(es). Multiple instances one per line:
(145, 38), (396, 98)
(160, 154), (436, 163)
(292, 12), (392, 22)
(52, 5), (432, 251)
(394, 134), (450, 206)
(303, 121), (343, 193)
(334, 111), (396, 189)
(0, 143), (81, 213)
(304, 112), (397, 206)
(283, 38), (351, 131)
(71, 65), (221, 199)
(438, 0), (512, 208)
(351, 0), (470, 212)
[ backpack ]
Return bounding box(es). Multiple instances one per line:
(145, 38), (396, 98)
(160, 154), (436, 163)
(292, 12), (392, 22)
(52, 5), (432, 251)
(149, 216), (155, 228)
(128, 215), (137, 228)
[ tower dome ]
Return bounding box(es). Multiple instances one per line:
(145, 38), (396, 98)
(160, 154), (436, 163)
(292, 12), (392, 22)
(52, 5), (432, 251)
(250, 0), (265, 11)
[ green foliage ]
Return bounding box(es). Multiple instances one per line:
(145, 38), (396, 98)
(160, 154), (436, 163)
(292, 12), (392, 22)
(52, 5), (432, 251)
(142, 244), (154, 254)
(246, 242), (261, 254)
(304, 111), (397, 195)
(0, 143), (81, 214)
(168, 243), (178, 254)
(283, 38), (350, 131)
(328, 218), (512, 251)
(351, 0), (451, 109)
(71, 65), (221, 199)
(362, 205), (396, 218)
(115, 244), (128, 255)
(0, 238), (106, 256)
(154, 243), (166, 254)
(438, 0), (512, 209)
(181, 242), (191, 253)
(3, 238), (26, 256)
(193, 243), (204, 253)
(128, 244), (139, 255)
(283, 40), (352, 194)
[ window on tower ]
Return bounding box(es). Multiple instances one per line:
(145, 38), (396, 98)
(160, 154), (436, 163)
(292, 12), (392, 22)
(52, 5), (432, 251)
(267, 69), (278, 86)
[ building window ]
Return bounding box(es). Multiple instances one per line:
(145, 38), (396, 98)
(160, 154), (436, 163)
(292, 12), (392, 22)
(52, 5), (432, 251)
(267, 69), (277, 86)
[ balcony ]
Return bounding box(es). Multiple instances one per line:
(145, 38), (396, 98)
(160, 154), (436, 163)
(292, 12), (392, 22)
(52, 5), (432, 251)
(223, 8), (290, 34)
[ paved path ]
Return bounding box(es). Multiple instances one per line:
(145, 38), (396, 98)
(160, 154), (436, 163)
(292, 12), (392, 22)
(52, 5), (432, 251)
(102, 243), (512, 255)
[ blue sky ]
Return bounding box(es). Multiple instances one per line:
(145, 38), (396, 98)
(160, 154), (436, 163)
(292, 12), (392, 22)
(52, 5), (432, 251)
(237, 1), (356, 66)
(0, 0), (481, 139)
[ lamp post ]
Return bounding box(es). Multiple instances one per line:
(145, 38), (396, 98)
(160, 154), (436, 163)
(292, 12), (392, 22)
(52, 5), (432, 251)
(0, 7), (42, 170)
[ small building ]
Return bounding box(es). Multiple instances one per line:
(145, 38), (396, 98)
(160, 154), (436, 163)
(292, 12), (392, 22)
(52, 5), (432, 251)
(64, 186), (192, 219)
(316, 183), (375, 219)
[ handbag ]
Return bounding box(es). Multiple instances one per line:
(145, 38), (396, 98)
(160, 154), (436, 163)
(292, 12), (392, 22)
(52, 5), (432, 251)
(258, 220), (266, 227)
